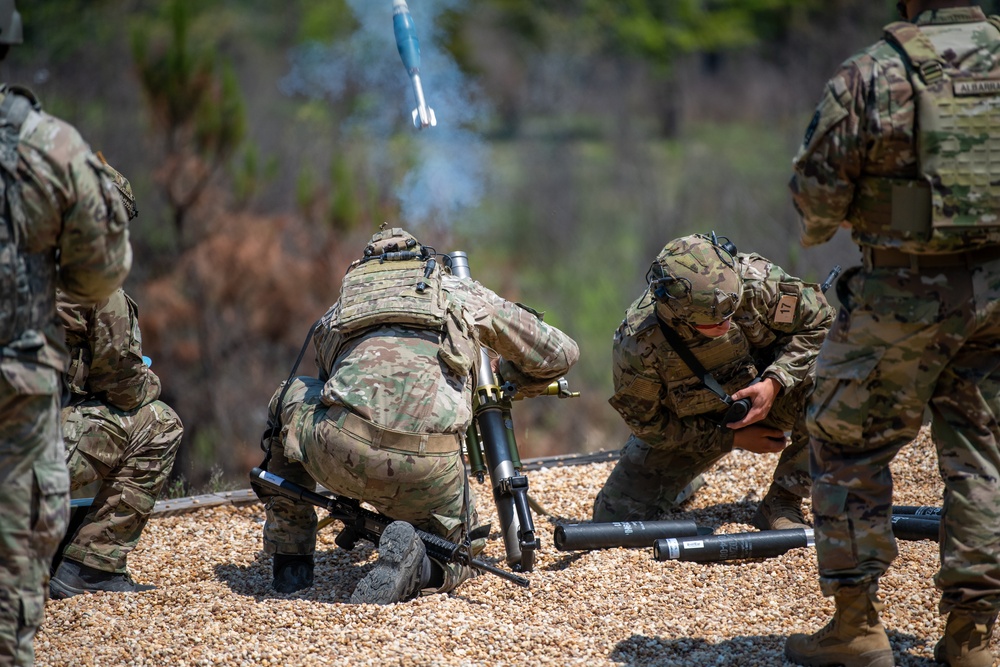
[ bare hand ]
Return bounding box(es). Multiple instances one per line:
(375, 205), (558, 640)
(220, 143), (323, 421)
(732, 424), (787, 454)
(727, 377), (782, 428)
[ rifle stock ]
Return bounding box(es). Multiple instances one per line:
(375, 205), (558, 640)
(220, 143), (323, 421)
(250, 467), (529, 588)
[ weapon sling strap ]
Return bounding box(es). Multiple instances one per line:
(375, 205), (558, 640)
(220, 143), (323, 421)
(654, 315), (731, 405)
(259, 319), (319, 471)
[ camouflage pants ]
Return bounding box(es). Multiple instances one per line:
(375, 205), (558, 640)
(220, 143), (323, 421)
(0, 362), (68, 667)
(593, 377), (814, 522)
(808, 262), (1000, 615)
(261, 377), (482, 593)
(60, 399), (182, 573)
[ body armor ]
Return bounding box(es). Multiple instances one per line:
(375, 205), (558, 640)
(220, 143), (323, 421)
(332, 256), (447, 337)
(852, 18), (1000, 249)
(623, 307), (758, 419)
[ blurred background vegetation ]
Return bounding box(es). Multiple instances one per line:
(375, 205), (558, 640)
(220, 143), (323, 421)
(9, 0), (978, 493)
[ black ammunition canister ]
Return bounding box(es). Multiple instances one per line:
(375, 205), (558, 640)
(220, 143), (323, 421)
(554, 520), (706, 551)
(654, 528), (814, 563)
(892, 505), (942, 517)
(890, 515), (940, 541)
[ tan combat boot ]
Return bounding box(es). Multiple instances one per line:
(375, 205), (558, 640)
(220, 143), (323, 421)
(752, 483), (809, 531)
(933, 611), (997, 667)
(785, 588), (894, 667)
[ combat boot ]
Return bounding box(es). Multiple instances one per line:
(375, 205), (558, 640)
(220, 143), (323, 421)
(785, 588), (894, 667)
(49, 559), (156, 599)
(933, 610), (997, 667)
(752, 483), (809, 531)
(351, 521), (432, 605)
(272, 553), (314, 594)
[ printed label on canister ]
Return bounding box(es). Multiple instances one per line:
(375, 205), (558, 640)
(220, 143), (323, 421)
(665, 538), (679, 559)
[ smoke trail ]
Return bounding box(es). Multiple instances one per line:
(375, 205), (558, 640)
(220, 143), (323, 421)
(280, 0), (490, 226)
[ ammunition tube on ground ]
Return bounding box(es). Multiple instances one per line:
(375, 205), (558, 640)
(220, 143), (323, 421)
(891, 515), (940, 541)
(554, 520), (706, 551)
(654, 528), (814, 563)
(892, 505), (942, 517)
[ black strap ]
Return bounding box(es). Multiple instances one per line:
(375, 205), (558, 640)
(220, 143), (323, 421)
(259, 319), (319, 471)
(655, 315), (731, 404)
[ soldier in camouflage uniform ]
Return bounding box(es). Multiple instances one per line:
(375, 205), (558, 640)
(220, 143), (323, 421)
(48, 288), (182, 599)
(0, 1), (133, 662)
(785, 2), (1000, 666)
(256, 227), (579, 604)
(592, 234), (834, 530)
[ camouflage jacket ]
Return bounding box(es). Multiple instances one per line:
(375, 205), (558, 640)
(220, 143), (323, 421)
(609, 253), (834, 452)
(791, 7), (1000, 252)
(313, 274), (580, 434)
(57, 288), (160, 412)
(1, 86), (131, 372)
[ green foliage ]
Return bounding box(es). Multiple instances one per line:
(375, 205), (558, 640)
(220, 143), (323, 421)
(196, 62), (247, 159)
(16, 0), (120, 62)
(464, 0), (820, 70)
(163, 475), (190, 500)
(132, 0), (246, 162)
(131, 0), (215, 141)
(231, 141), (279, 208)
(328, 153), (359, 232)
(297, 0), (357, 42)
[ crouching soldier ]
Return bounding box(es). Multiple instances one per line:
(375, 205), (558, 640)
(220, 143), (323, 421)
(257, 226), (579, 603)
(49, 288), (183, 598)
(593, 233), (834, 530)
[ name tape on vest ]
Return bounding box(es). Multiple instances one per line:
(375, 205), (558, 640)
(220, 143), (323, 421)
(954, 79), (1000, 96)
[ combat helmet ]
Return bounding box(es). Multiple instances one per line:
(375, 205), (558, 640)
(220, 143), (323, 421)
(647, 233), (743, 326)
(0, 0), (22, 46)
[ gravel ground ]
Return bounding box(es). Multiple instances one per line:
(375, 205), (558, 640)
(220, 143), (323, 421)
(38, 427), (954, 667)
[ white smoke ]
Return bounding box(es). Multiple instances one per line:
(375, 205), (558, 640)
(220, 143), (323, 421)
(280, 0), (490, 226)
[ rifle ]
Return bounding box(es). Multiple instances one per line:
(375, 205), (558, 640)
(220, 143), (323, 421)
(446, 250), (579, 573)
(250, 467), (529, 588)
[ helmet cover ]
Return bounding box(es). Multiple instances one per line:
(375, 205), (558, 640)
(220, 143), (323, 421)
(648, 234), (743, 325)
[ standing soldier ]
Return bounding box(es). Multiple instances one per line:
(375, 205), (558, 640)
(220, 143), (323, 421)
(256, 226), (579, 603)
(48, 288), (182, 599)
(592, 234), (834, 529)
(785, 2), (1000, 666)
(0, 0), (133, 663)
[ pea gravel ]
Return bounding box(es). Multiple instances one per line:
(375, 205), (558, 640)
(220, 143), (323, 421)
(38, 427), (956, 666)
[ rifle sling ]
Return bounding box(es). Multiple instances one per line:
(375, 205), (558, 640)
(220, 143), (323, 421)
(260, 319), (320, 470)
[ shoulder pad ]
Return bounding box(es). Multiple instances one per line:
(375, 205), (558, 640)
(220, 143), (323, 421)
(621, 294), (658, 336)
(739, 254), (772, 283)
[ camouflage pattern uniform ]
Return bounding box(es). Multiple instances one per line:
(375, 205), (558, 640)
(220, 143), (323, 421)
(0, 86), (131, 664)
(792, 4), (1000, 644)
(262, 239), (579, 595)
(594, 239), (834, 521)
(55, 288), (182, 573)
